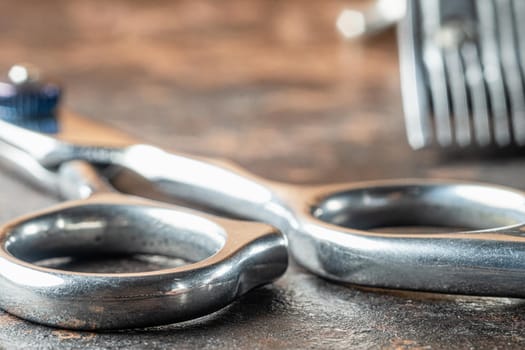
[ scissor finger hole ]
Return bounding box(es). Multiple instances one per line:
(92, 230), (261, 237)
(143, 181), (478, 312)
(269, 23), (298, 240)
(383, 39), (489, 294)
(312, 182), (525, 232)
(3, 204), (226, 273)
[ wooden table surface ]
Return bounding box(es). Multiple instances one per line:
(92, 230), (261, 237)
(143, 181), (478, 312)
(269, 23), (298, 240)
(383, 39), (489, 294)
(1, 0), (525, 348)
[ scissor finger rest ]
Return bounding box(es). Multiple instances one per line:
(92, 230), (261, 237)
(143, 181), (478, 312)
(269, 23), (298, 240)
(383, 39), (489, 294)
(0, 195), (287, 330)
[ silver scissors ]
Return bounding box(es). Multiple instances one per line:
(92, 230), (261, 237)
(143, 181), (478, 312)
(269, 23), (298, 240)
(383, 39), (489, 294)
(0, 134), (287, 330)
(3, 106), (525, 294)
(3, 69), (525, 329)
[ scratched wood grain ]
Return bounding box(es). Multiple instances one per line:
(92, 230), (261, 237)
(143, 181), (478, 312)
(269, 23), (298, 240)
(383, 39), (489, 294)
(1, 0), (525, 349)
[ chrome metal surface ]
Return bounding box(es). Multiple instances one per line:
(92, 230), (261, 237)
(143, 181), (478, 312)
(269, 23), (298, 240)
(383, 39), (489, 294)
(476, 0), (511, 147)
(444, 40), (470, 146)
(422, 0), (452, 146)
(3, 112), (525, 299)
(496, 0), (525, 145)
(398, 0), (525, 149)
(397, 0), (432, 149)
(462, 41), (491, 146)
(0, 144), (287, 330)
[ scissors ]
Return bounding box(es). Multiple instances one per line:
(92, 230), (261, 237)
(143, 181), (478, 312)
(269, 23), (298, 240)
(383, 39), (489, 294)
(0, 138), (287, 330)
(3, 68), (525, 328)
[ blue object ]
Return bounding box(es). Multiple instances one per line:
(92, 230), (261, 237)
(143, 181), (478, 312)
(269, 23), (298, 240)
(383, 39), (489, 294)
(0, 79), (61, 133)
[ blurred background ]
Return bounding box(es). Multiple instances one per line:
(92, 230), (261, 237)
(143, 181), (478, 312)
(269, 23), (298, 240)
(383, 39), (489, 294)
(0, 0), (412, 186)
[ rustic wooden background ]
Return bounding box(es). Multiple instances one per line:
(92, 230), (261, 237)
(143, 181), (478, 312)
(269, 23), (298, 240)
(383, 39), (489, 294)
(1, 0), (525, 348)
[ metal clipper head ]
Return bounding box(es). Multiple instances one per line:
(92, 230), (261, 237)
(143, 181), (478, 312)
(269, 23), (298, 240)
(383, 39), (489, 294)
(399, 0), (525, 149)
